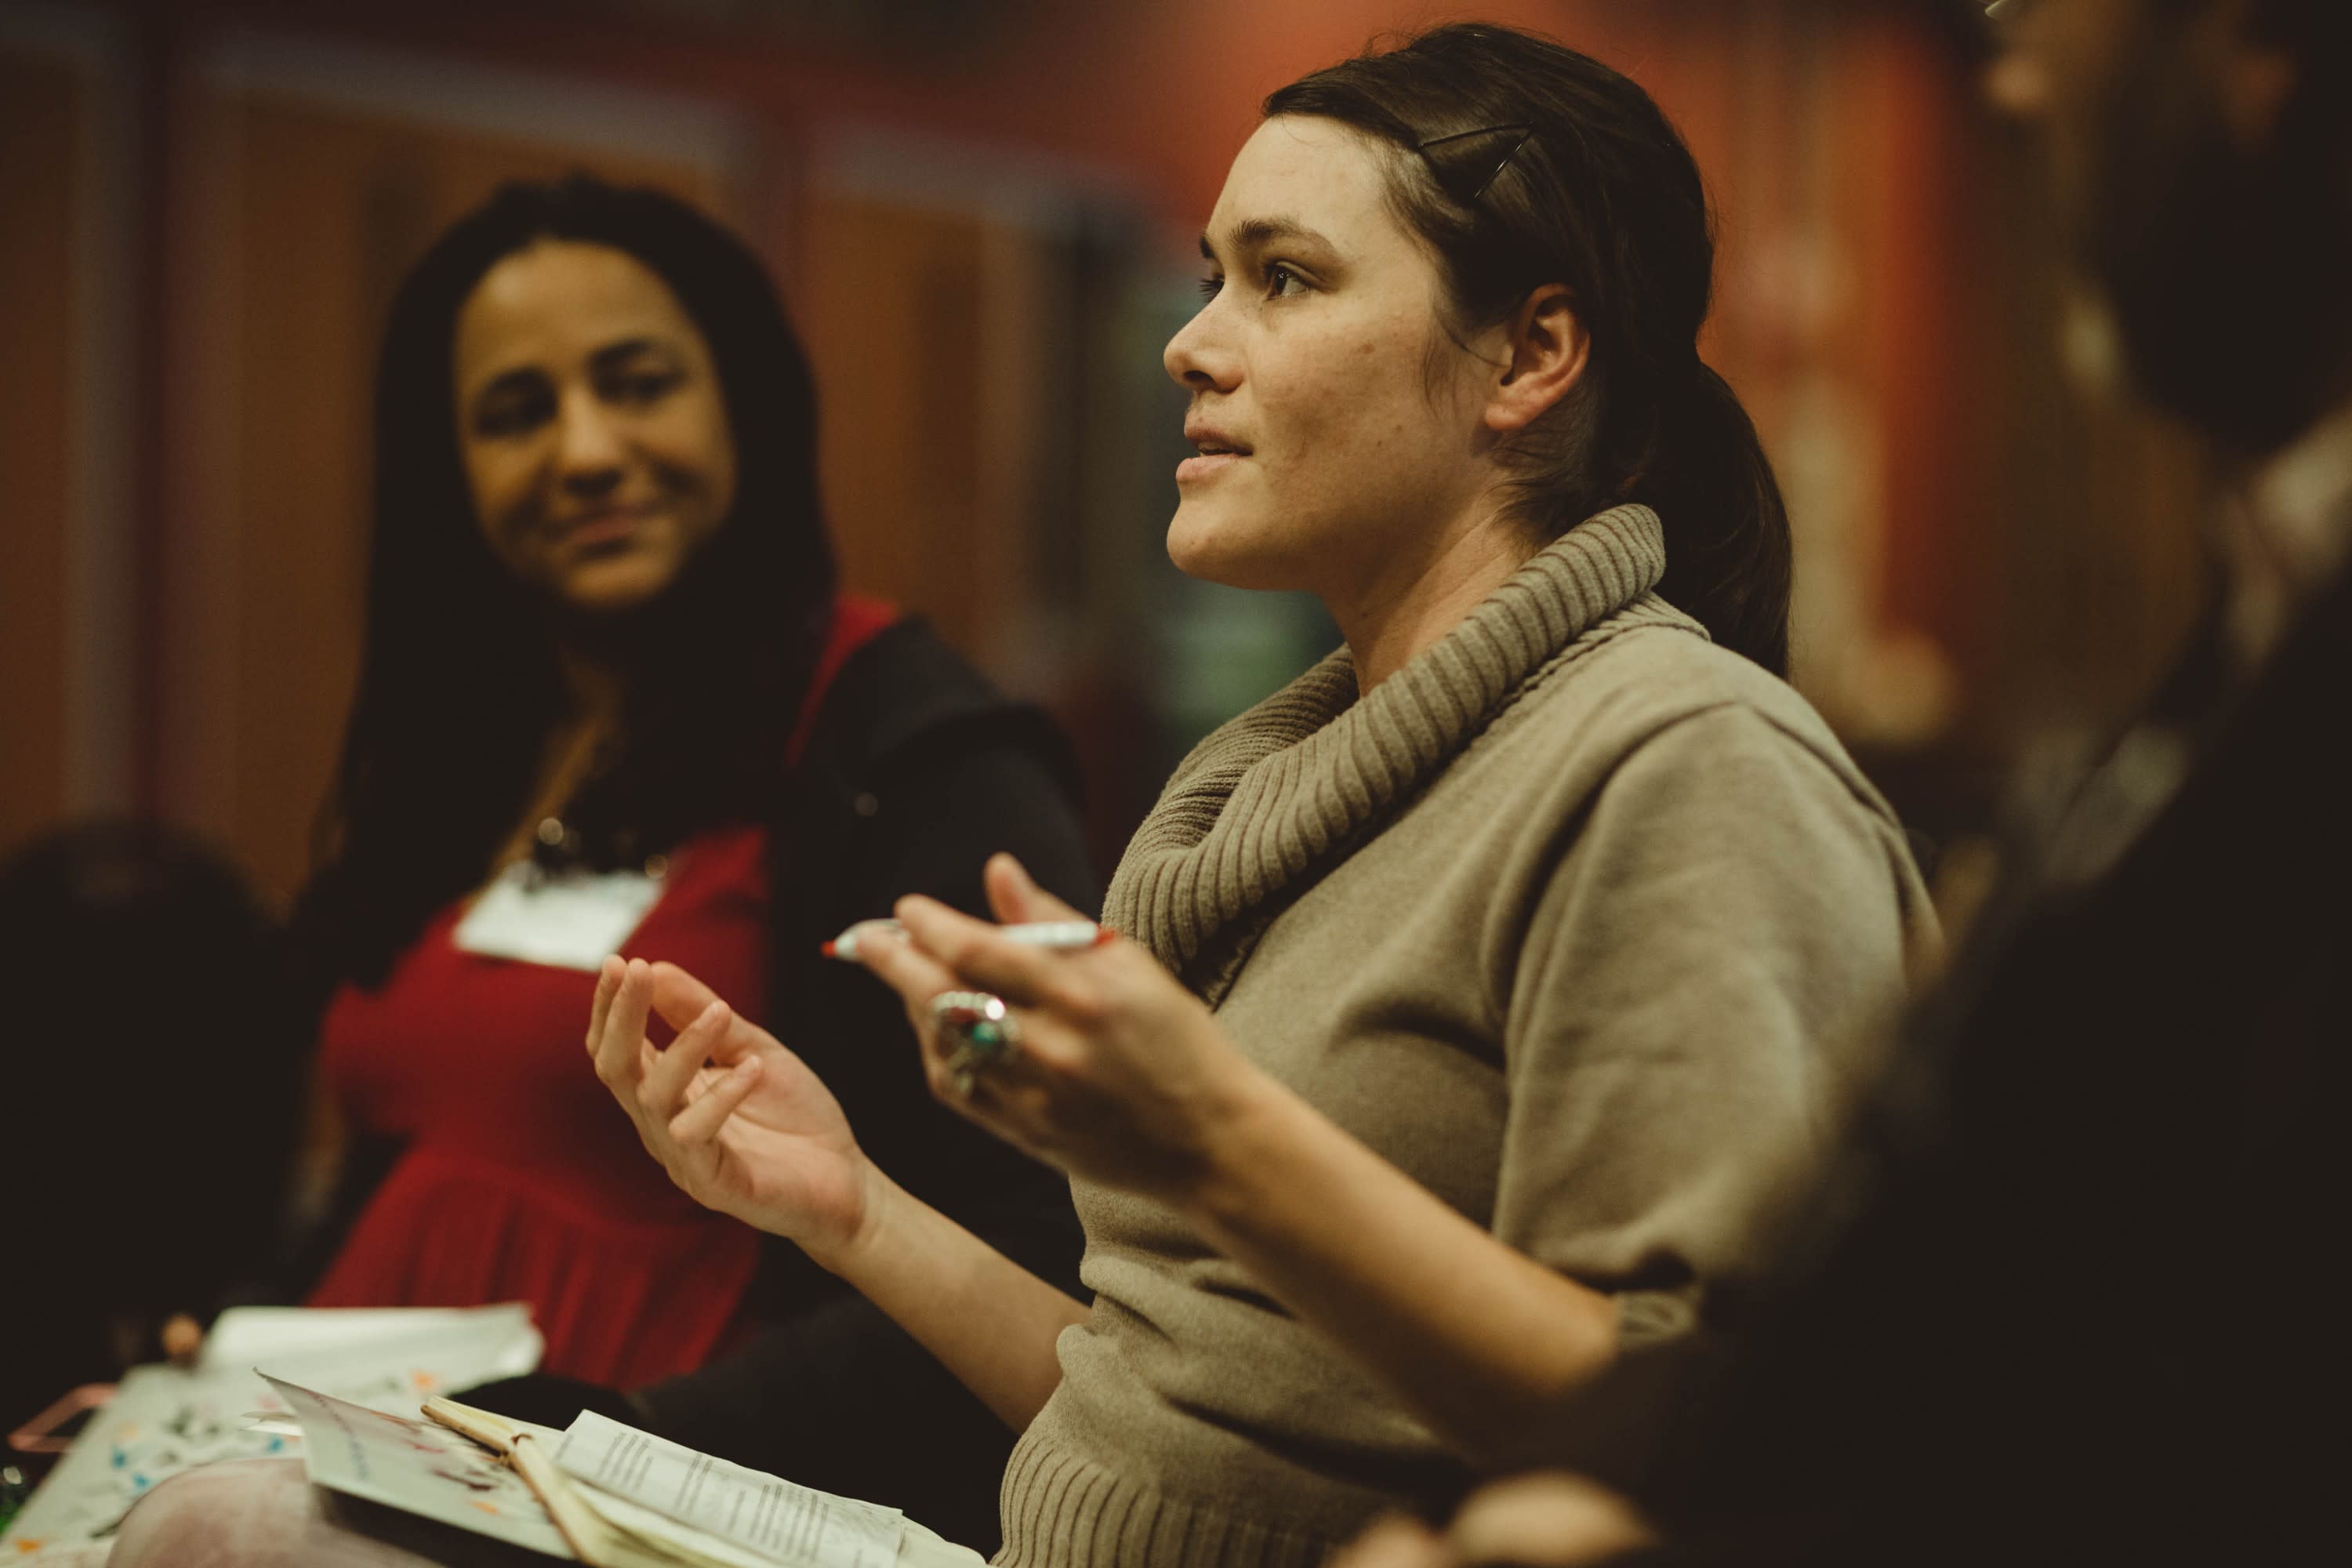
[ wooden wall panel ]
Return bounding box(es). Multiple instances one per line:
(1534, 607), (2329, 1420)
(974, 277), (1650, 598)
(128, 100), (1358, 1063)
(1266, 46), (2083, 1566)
(796, 194), (1041, 670)
(0, 49), (79, 855)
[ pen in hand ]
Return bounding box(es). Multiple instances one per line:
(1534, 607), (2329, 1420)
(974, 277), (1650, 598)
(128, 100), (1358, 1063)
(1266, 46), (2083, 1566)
(822, 919), (1111, 963)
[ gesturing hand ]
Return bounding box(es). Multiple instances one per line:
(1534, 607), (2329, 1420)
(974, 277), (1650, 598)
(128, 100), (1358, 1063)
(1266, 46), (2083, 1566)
(851, 854), (1272, 1206)
(587, 957), (875, 1261)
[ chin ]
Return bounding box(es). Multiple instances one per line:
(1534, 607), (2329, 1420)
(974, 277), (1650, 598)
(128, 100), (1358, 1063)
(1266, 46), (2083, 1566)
(1165, 501), (1308, 591)
(554, 556), (684, 615)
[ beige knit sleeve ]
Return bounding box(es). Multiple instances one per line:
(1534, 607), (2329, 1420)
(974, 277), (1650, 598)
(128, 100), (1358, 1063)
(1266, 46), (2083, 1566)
(1490, 700), (1933, 1353)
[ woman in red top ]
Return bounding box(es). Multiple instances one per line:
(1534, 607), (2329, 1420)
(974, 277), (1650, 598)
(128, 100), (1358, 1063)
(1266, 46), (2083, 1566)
(284, 176), (1093, 1548)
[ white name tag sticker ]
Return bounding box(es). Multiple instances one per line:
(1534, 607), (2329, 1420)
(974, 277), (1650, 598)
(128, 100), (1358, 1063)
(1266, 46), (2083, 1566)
(451, 862), (665, 971)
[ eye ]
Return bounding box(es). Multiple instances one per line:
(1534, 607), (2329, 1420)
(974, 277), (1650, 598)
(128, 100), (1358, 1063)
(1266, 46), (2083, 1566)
(602, 366), (684, 405)
(471, 382), (554, 439)
(1196, 272), (1225, 302)
(1263, 262), (1308, 299)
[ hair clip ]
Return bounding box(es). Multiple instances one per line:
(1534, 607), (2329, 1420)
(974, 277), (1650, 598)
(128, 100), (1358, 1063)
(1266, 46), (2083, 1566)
(1415, 124), (1534, 205)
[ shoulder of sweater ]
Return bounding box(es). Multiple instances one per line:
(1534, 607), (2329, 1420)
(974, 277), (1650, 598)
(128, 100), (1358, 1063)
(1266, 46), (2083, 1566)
(1495, 612), (1896, 826)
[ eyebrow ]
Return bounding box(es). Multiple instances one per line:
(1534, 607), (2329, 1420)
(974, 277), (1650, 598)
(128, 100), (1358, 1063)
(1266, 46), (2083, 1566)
(586, 336), (676, 372)
(1199, 216), (1339, 261)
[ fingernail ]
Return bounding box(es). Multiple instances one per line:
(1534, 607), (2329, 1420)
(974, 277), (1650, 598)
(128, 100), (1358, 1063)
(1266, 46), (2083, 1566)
(699, 1000), (728, 1028)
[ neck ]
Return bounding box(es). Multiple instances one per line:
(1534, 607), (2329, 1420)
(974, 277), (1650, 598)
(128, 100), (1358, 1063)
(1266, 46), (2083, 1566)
(1325, 502), (1542, 693)
(552, 633), (632, 735)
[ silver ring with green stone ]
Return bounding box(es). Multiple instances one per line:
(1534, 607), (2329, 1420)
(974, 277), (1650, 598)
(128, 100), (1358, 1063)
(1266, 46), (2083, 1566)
(931, 990), (1022, 1094)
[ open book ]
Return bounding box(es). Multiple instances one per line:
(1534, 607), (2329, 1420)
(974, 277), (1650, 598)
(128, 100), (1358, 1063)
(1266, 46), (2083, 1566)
(268, 1376), (975, 1568)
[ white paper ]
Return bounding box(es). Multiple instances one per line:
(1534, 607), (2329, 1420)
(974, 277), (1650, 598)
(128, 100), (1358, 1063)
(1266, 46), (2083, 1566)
(452, 863), (664, 971)
(555, 1412), (902, 1568)
(1, 1545), (114, 1568)
(201, 1302), (538, 1375)
(267, 1377), (573, 1559)
(572, 1487), (782, 1568)
(206, 1301), (543, 1399)
(0, 1304), (544, 1553)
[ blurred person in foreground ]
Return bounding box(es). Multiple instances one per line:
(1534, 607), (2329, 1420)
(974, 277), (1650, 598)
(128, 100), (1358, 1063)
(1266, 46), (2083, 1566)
(247, 175), (1091, 1548)
(113, 21), (1936, 1568)
(1335, 0), (2352, 1562)
(0, 822), (298, 1433)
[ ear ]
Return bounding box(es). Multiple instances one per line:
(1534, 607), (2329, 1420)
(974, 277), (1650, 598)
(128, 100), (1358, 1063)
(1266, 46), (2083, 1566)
(1483, 284), (1588, 435)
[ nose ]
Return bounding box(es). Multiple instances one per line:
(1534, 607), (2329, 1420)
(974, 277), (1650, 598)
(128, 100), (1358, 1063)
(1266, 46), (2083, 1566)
(1163, 296), (1240, 394)
(555, 387), (626, 496)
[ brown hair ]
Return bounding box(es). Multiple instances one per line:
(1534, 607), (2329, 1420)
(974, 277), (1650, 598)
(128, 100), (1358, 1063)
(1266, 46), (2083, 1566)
(1267, 23), (1792, 673)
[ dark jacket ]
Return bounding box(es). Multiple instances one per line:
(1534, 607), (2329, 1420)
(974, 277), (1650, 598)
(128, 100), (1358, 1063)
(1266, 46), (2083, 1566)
(640, 617), (1094, 1551)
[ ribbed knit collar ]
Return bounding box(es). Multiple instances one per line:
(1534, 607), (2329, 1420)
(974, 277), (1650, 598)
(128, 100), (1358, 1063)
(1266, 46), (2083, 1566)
(1104, 505), (1679, 987)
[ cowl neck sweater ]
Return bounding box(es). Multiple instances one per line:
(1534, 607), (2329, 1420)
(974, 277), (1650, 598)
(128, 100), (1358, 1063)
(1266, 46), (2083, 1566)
(1104, 504), (1686, 991)
(1008, 503), (1934, 1568)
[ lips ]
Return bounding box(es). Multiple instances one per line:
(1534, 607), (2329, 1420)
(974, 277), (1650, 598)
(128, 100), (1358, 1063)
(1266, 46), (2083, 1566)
(1178, 419), (1250, 484)
(1183, 420), (1251, 457)
(1176, 452), (1245, 485)
(553, 503), (658, 546)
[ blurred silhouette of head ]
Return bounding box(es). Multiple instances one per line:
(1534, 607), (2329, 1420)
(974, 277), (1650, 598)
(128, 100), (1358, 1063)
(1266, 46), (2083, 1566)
(1992, 0), (2352, 452)
(0, 821), (298, 1416)
(1261, 23), (1792, 673)
(310, 176), (837, 986)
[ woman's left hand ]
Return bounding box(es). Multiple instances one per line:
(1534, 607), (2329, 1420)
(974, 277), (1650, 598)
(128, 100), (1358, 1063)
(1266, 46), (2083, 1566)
(853, 853), (1268, 1203)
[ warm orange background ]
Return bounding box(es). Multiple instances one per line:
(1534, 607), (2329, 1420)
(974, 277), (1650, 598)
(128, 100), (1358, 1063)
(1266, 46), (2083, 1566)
(2, 0), (2208, 906)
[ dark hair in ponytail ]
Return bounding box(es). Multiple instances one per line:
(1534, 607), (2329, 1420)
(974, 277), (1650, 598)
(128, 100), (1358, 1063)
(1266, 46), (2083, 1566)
(1266, 23), (1792, 673)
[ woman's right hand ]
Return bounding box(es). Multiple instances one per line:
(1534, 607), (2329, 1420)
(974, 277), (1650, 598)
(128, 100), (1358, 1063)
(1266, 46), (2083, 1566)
(589, 956), (875, 1261)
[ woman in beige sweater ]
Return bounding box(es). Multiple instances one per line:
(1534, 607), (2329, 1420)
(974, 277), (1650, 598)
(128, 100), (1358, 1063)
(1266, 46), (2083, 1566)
(110, 22), (1932, 1568)
(590, 24), (1936, 1568)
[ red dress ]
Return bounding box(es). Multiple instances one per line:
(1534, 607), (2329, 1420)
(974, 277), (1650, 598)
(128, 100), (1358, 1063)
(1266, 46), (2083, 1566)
(307, 597), (895, 1387)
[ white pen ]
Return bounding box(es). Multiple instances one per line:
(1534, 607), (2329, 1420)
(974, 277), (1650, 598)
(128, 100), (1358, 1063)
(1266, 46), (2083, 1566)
(822, 918), (1112, 962)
